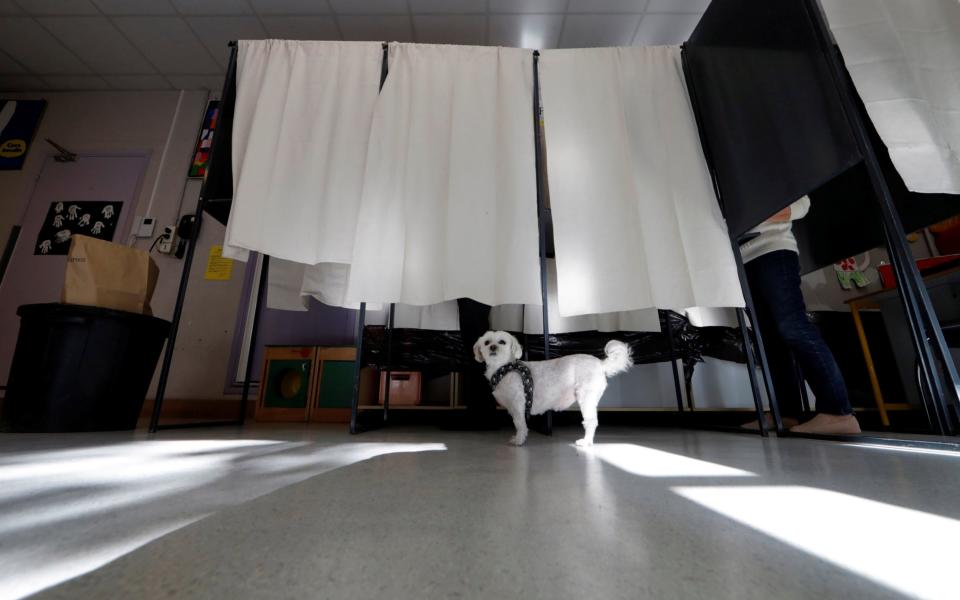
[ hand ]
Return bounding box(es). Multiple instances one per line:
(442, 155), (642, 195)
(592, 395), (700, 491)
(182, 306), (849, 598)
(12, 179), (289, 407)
(766, 206), (792, 224)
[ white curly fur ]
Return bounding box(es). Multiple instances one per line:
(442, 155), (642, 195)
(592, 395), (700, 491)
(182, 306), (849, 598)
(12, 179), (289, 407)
(474, 331), (633, 446)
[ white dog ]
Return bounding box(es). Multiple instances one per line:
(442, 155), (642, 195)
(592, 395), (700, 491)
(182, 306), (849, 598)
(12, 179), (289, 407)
(474, 331), (632, 447)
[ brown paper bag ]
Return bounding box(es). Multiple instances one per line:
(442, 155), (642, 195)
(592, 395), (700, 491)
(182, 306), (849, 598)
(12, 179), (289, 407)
(62, 235), (159, 315)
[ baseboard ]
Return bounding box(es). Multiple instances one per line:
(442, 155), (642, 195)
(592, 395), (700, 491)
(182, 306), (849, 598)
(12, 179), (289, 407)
(140, 398), (257, 421)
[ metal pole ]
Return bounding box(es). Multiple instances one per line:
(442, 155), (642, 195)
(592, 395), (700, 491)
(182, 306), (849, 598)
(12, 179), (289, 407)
(664, 311), (686, 413)
(803, 0), (959, 434)
(533, 50), (553, 435)
(736, 308), (770, 437)
(350, 302), (367, 435)
(680, 45), (783, 435)
(348, 43), (391, 435)
(149, 45), (238, 433)
(732, 241), (785, 435)
(238, 254), (269, 424)
(383, 303), (395, 423)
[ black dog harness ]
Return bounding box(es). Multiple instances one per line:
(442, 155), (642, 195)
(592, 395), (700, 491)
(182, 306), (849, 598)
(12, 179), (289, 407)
(489, 361), (535, 420)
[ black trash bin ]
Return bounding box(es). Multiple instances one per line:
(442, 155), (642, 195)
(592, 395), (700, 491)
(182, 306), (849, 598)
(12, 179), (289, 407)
(3, 303), (170, 432)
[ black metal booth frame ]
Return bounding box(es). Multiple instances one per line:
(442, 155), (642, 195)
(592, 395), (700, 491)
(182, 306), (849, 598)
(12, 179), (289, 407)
(149, 1), (959, 446)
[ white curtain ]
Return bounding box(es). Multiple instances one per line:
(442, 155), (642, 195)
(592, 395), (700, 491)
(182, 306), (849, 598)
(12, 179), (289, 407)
(822, 0), (960, 194)
(539, 46), (745, 318)
(489, 260), (662, 334)
(224, 40), (384, 263)
(342, 43), (543, 308)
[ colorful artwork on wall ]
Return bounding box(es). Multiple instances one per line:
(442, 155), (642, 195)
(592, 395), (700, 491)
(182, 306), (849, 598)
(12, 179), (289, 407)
(0, 100), (46, 171)
(35, 201), (121, 255)
(188, 100), (219, 178)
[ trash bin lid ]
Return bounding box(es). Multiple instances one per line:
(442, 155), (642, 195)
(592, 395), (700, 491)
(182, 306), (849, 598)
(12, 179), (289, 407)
(17, 303), (171, 336)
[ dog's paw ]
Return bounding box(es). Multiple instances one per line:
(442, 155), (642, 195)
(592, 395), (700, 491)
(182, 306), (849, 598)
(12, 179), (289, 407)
(509, 434), (528, 446)
(575, 438), (594, 447)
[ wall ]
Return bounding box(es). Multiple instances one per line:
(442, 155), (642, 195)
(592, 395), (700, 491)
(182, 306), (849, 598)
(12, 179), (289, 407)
(801, 235), (933, 312)
(0, 90), (245, 400)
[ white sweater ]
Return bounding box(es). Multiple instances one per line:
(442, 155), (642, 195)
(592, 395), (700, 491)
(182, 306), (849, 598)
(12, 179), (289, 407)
(740, 196), (811, 264)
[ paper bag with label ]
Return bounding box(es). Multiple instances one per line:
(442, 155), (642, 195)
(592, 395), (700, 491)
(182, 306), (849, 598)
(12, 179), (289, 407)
(62, 235), (159, 315)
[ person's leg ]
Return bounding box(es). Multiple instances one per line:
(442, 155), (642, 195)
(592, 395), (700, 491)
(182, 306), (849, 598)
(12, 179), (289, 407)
(745, 254), (805, 423)
(752, 252), (859, 433)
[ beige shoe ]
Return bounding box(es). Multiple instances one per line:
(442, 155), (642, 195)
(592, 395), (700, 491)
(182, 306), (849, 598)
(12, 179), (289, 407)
(790, 413), (862, 435)
(741, 415), (799, 430)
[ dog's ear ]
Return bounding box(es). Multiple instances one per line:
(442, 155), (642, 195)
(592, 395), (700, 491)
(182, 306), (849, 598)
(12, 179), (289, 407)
(510, 334), (523, 360)
(473, 338), (485, 363)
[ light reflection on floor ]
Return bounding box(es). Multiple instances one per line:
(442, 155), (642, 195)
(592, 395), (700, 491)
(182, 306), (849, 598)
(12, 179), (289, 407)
(0, 433), (445, 600)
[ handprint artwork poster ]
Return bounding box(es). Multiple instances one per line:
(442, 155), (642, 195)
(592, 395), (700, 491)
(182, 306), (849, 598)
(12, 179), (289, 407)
(35, 201), (121, 255)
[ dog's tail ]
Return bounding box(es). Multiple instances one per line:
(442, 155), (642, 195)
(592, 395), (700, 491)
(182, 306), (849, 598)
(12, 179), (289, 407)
(602, 340), (632, 377)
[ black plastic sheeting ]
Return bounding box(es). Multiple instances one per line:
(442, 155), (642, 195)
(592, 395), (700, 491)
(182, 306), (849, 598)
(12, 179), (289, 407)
(362, 311), (749, 372)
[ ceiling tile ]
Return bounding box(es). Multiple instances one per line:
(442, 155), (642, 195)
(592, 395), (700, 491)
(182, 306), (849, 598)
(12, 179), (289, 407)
(42, 74), (111, 89)
(15, 0), (99, 14)
(632, 12), (700, 46)
(489, 14), (562, 49)
(339, 15), (412, 42)
(91, 0), (177, 14)
(0, 18), (91, 73)
(0, 75), (49, 90)
(188, 16), (266, 68)
(560, 14), (642, 47)
(0, 0), (23, 13)
(566, 0), (649, 13)
(248, 0), (331, 14)
(409, 0), (485, 13)
(328, 0), (407, 15)
(166, 73), (225, 89)
(170, 0), (252, 14)
(37, 17), (156, 74)
(413, 15), (485, 45)
(112, 17), (222, 74)
(646, 0), (709, 12)
(104, 74), (172, 89)
(0, 49), (25, 73)
(488, 0), (567, 12)
(261, 16), (339, 39)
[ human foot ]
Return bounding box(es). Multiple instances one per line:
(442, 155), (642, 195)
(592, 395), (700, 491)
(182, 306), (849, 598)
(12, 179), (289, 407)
(790, 413), (861, 435)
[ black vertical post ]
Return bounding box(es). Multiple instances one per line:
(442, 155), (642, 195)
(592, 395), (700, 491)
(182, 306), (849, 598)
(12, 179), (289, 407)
(238, 254), (269, 424)
(732, 241), (784, 435)
(350, 302), (367, 434)
(533, 51), (553, 435)
(383, 303), (395, 423)
(736, 308), (770, 437)
(680, 45), (783, 436)
(803, 0), (959, 435)
(149, 45), (238, 433)
(664, 312), (686, 413)
(350, 43), (392, 435)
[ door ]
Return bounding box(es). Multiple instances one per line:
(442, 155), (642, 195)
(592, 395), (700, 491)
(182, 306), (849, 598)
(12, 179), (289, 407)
(0, 154), (147, 386)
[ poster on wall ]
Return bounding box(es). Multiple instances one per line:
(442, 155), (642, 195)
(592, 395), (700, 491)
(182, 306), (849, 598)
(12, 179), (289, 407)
(35, 201), (121, 255)
(0, 100), (46, 171)
(188, 100), (219, 178)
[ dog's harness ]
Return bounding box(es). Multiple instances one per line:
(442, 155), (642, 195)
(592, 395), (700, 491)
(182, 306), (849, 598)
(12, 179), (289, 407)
(489, 361), (535, 420)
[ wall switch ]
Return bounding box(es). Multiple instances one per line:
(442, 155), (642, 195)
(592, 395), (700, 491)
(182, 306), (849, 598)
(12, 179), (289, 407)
(135, 216), (156, 238)
(157, 225), (175, 254)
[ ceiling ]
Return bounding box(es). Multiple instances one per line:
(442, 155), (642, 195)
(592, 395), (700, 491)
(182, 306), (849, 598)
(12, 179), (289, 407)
(0, 0), (710, 92)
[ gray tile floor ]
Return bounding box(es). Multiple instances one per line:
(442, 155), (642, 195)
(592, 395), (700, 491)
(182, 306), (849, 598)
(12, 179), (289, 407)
(1, 425), (958, 599)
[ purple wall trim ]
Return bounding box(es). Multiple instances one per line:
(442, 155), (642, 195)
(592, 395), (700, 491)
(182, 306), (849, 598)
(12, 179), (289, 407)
(223, 256), (358, 395)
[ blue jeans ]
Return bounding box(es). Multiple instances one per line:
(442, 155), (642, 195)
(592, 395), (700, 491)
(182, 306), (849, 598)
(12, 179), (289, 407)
(745, 250), (852, 417)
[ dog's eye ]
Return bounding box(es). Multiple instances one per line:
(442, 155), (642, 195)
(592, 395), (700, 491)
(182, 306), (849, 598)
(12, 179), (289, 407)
(498, 340), (506, 345)
(484, 341), (490, 346)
